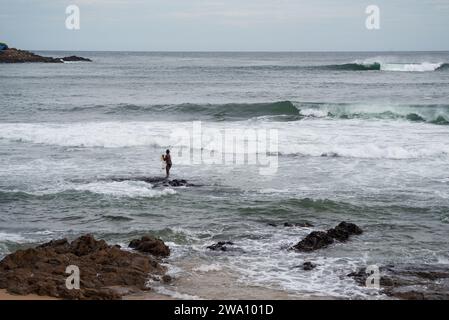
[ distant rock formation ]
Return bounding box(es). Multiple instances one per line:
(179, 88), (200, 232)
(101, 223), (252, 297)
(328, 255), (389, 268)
(0, 48), (91, 63)
(60, 55), (92, 62)
(0, 234), (168, 299)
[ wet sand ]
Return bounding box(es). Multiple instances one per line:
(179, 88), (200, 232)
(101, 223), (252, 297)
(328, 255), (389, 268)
(0, 289), (58, 300)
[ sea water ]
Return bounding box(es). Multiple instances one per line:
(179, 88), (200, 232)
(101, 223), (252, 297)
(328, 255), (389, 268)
(1, 51), (449, 298)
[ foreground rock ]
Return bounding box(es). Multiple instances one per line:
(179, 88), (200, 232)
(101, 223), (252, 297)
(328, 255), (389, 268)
(348, 264), (449, 300)
(129, 235), (170, 257)
(291, 221), (362, 252)
(0, 48), (91, 63)
(0, 235), (167, 299)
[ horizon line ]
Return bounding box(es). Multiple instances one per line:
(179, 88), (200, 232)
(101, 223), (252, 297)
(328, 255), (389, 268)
(27, 49), (449, 53)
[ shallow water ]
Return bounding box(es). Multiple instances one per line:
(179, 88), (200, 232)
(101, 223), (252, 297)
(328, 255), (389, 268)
(1, 51), (449, 299)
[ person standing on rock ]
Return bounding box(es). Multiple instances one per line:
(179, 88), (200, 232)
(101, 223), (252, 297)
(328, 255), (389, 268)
(162, 149), (172, 178)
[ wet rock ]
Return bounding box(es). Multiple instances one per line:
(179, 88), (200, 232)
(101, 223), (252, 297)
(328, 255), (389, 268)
(326, 222), (363, 242)
(110, 176), (194, 188)
(207, 241), (234, 252)
(291, 221), (363, 252)
(348, 264), (449, 300)
(166, 179), (191, 187)
(0, 234), (167, 300)
(128, 235), (170, 257)
(0, 48), (91, 63)
(291, 231), (334, 252)
(302, 262), (317, 271)
(284, 222), (314, 228)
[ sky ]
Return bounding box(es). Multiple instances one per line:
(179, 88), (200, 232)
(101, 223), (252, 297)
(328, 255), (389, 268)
(1, 0), (449, 51)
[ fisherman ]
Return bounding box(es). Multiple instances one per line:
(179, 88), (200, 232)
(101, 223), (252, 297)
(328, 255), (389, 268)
(162, 149), (172, 178)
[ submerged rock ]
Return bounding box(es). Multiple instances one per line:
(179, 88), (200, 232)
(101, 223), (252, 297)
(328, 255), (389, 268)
(0, 234), (167, 300)
(61, 55), (92, 62)
(110, 176), (194, 188)
(291, 221), (363, 252)
(302, 262), (317, 271)
(348, 264), (449, 300)
(128, 235), (170, 257)
(207, 241), (234, 252)
(284, 222), (314, 228)
(268, 221), (314, 228)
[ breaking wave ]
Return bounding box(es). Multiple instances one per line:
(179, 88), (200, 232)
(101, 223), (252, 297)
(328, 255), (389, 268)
(63, 101), (301, 121)
(296, 102), (449, 125)
(0, 181), (177, 199)
(317, 62), (448, 72)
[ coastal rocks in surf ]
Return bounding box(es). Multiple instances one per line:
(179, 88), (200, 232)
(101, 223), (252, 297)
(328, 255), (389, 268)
(291, 221), (362, 252)
(283, 222), (314, 228)
(292, 231), (334, 252)
(110, 176), (193, 188)
(207, 241), (235, 252)
(326, 221), (363, 242)
(348, 264), (449, 300)
(0, 48), (91, 63)
(0, 234), (167, 300)
(268, 221), (314, 228)
(302, 262), (317, 271)
(128, 235), (170, 257)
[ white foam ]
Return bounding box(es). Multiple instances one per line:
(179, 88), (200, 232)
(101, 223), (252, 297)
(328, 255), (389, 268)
(72, 181), (176, 198)
(381, 62), (443, 72)
(193, 263), (223, 273)
(299, 108), (328, 118)
(0, 232), (27, 243)
(1, 119), (448, 160)
(17, 180), (177, 198)
(258, 188), (290, 194)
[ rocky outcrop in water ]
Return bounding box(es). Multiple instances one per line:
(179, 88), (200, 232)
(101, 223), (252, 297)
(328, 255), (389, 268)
(0, 235), (167, 299)
(128, 235), (170, 257)
(283, 222), (314, 228)
(0, 48), (91, 63)
(291, 221), (363, 252)
(207, 241), (234, 252)
(60, 55), (92, 62)
(268, 221), (314, 228)
(302, 262), (317, 271)
(110, 176), (194, 188)
(326, 221), (363, 241)
(348, 264), (449, 300)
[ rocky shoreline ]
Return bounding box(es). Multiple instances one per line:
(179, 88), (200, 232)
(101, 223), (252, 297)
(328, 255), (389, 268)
(1, 221), (448, 300)
(0, 234), (169, 299)
(0, 48), (91, 63)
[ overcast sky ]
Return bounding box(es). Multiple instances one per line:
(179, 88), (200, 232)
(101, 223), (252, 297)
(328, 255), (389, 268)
(1, 0), (449, 51)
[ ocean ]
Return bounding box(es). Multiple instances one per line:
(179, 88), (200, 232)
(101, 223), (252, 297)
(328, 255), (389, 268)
(1, 51), (449, 299)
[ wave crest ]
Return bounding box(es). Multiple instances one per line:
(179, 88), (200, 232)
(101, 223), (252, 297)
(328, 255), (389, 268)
(318, 61), (447, 72)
